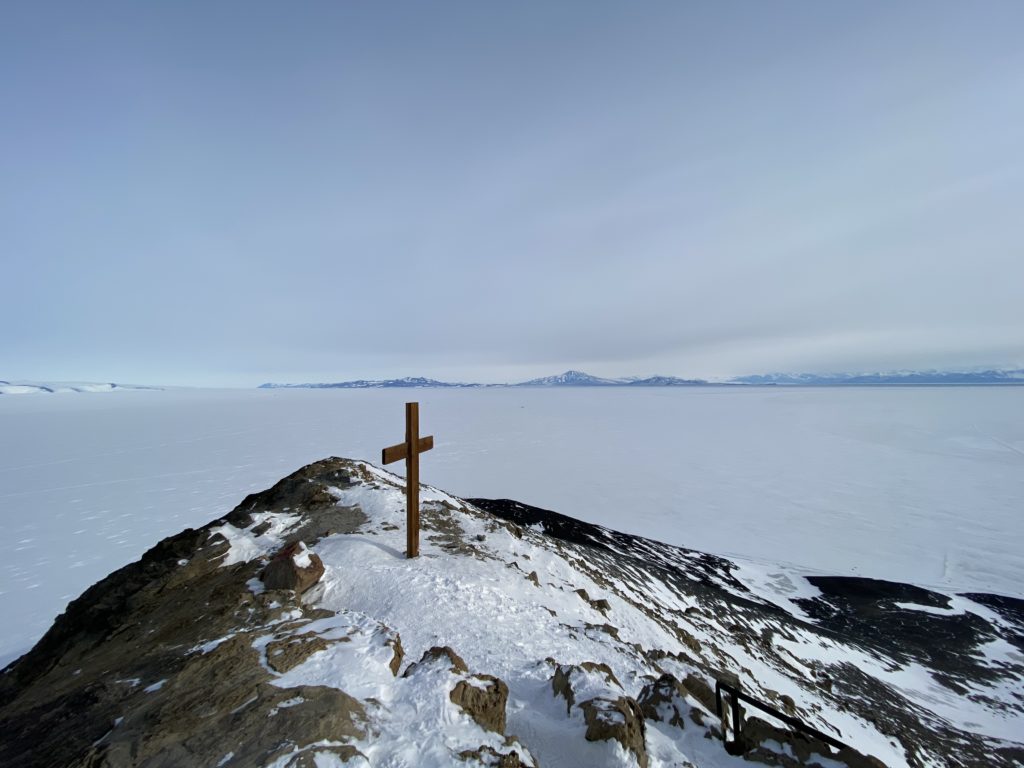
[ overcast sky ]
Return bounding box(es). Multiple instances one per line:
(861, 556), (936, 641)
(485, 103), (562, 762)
(2, 2), (1022, 386)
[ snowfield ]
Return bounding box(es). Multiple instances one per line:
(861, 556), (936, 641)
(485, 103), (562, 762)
(1, 385), (1022, 668)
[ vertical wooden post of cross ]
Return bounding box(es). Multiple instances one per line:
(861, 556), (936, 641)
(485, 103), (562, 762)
(381, 402), (434, 558)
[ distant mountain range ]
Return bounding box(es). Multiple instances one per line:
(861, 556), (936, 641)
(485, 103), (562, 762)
(733, 369), (1024, 386)
(513, 370), (708, 387)
(258, 370), (712, 389)
(259, 367), (1024, 389)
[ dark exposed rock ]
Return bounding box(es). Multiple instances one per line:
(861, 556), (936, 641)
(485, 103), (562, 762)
(580, 660), (621, 688)
(585, 622), (621, 640)
(72, 672), (366, 767)
(779, 694), (796, 716)
(579, 696), (648, 768)
(683, 673), (716, 713)
(260, 541), (325, 594)
(386, 633), (404, 676)
(458, 744), (529, 767)
(795, 577), (1023, 690)
(677, 628), (702, 654)
(550, 660), (622, 715)
(265, 633), (335, 673)
(552, 664), (576, 713)
(403, 645), (469, 677)
(740, 716), (887, 768)
(450, 675), (509, 734)
(467, 497), (748, 593)
(401, 647), (510, 737)
(638, 673), (688, 728)
(278, 744), (367, 766)
(574, 587), (611, 614)
(0, 458), (368, 768)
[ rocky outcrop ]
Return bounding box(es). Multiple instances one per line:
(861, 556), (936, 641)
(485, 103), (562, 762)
(579, 696), (648, 768)
(404, 647), (510, 736)
(740, 716), (887, 768)
(450, 675), (509, 734)
(2, 457), (1019, 767)
(403, 645), (469, 676)
(550, 660), (621, 714)
(260, 541), (325, 593)
(637, 673), (688, 728)
(682, 672), (716, 714)
(547, 659), (650, 765)
(265, 633), (333, 673)
(0, 460), (370, 768)
(457, 745), (530, 767)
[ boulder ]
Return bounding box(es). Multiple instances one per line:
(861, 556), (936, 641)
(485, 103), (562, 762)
(386, 633), (404, 676)
(260, 542), (324, 594)
(402, 646), (468, 677)
(683, 672), (716, 713)
(457, 745), (529, 767)
(550, 661), (621, 714)
(450, 675), (509, 734)
(580, 696), (648, 768)
(551, 665), (576, 713)
(740, 716), (888, 768)
(638, 673), (687, 728)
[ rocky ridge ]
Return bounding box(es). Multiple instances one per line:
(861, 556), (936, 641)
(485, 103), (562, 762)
(1, 458), (1021, 767)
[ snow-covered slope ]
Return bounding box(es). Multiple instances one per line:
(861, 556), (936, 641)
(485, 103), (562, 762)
(515, 370), (625, 386)
(2, 459), (1020, 767)
(0, 380), (158, 394)
(259, 378), (480, 389)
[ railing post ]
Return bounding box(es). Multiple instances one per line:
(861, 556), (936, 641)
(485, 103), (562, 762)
(715, 676), (850, 756)
(731, 689), (743, 747)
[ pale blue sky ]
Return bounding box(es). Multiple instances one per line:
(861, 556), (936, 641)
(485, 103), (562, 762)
(2, 2), (1022, 385)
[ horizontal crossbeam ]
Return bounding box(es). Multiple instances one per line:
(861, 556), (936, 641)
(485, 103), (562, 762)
(381, 435), (434, 465)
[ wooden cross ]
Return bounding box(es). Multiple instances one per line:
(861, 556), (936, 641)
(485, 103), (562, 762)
(381, 402), (434, 558)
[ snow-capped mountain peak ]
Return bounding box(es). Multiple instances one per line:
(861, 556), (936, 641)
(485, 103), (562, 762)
(515, 370), (622, 387)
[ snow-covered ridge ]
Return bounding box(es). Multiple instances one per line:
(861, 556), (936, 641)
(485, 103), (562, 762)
(2, 458), (1021, 767)
(0, 380), (161, 395)
(258, 370), (710, 389)
(259, 376), (482, 389)
(732, 369), (1024, 386)
(257, 367), (1024, 389)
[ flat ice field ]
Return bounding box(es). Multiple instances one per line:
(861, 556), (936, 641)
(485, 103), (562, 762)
(1, 385), (1022, 665)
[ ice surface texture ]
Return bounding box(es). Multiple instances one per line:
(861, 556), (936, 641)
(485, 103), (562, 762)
(1, 385), (1022, 664)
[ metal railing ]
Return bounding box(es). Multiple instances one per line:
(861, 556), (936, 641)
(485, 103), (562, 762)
(715, 679), (850, 754)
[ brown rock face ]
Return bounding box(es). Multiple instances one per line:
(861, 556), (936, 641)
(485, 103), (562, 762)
(580, 696), (648, 768)
(386, 634), (404, 676)
(403, 646), (468, 677)
(260, 542), (325, 594)
(0, 458), (371, 768)
(265, 634), (333, 674)
(458, 745), (528, 767)
(740, 716), (889, 768)
(449, 675), (509, 734)
(550, 660), (622, 715)
(551, 665), (576, 713)
(683, 673), (716, 713)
